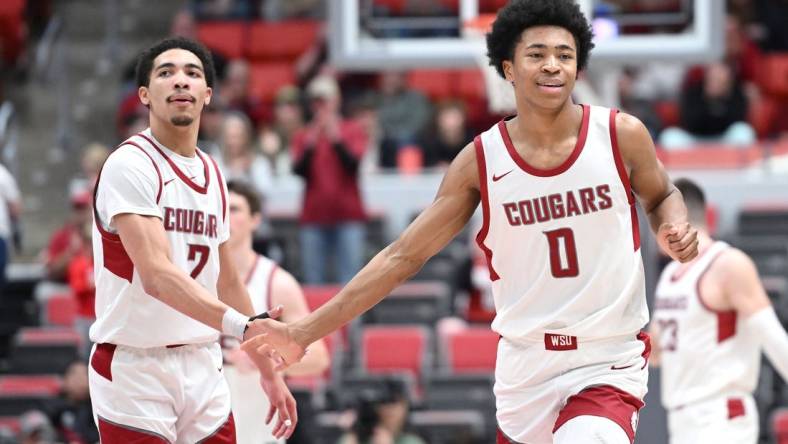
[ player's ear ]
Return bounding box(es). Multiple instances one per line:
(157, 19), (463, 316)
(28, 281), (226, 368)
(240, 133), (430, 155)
(204, 87), (212, 106)
(502, 60), (515, 83)
(138, 86), (150, 106)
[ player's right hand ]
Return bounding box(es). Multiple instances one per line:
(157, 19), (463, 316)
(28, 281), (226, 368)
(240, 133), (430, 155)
(241, 320), (306, 371)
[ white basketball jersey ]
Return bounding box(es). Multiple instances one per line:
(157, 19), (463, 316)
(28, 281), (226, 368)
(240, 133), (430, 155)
(91, 129), (230, 348)
(475, 105), (648, 341)
(221, 254), (278, 356)
(653, 241), (760, 409)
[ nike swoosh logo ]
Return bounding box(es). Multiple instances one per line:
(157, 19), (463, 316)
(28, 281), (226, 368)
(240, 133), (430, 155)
(610, 363), (636, 370)
(164, 178), (176, 186)
(492, 170), (514, 182)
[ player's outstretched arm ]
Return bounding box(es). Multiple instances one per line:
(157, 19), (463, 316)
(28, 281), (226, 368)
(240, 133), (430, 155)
(615, 112), (698, 263)
(721, 249), (788, 381)
(243, 142), (482, 366)
(115, 213), (247, 337)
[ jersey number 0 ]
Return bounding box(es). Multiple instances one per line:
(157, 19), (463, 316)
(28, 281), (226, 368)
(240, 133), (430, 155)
(544, 228), (579, 278)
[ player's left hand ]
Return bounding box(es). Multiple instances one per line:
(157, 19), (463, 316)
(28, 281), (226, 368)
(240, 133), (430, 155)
(257, 360), (298, 440)
(657, 222), (698, 263)
(242, 319), (306, 371)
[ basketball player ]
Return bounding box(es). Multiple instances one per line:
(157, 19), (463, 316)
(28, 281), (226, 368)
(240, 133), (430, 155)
(651, 178), (788, 444)
(89, 37), (297, 443)
(246, 1), (699, 443)
(222, 180), (329, 444)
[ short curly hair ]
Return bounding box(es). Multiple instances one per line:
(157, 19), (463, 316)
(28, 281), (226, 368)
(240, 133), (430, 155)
(135, 37), (216, 88)
(486, 0), (595, 78)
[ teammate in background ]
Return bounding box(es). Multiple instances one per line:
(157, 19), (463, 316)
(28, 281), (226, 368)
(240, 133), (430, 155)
(246, 1), (698, 443)
(651, 178), (788, 444)
(89, 37), (296, 443)
(222, 180), (329, 444)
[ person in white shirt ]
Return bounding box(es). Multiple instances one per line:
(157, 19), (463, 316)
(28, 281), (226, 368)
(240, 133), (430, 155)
(89, 37), (296, 443)
(221, 180), (329, 444)
(651, 178), (788, 444)
(0, 162), (21, 290)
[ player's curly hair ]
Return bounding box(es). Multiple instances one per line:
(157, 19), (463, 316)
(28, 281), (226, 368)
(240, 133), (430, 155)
(135, 37), (216, 88)
(486, 0), (595, 78)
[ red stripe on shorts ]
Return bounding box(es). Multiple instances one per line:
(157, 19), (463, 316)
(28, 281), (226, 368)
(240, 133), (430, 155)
(553, 385), (644, 444)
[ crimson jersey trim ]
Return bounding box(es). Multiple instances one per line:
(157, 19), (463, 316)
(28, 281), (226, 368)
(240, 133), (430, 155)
(473, 135), (500, 281)
(609, 109), (641, 251)
(266, 264), (278, 314)
(207, 154), (228, 222)
(695, 247), (737, 342)
(498, 104), (589, 177)
(137, 133), (210, 195)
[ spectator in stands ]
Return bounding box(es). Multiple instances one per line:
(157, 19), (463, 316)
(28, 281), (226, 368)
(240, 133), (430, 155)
(192, 0), (256, 19)
(220, 59), (267, 128)
(213, 111), (273, 200)
(339, 379), (425, 444)
(0, 161), (21, 292)
(68, 142), (109, 198)
(42, 192), (91, 283)
(170, 8), (227, 80)
(292, 75), (367, 284)
(44, 360), (98, 444)
(659, 62), (756, 149)
(17, 410), (56, 444)
(67, 219), (94, 359)
(421, 100), (473, 168)
(377, 71), (431, 168)
(258, 86), (305, 174)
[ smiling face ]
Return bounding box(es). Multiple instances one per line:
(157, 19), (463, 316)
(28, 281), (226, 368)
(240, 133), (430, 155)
(138, 48), (212, 128)
(502, 25), (578, 111)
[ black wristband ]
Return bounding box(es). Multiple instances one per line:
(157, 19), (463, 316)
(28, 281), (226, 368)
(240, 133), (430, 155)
(243, 312), (271, 333)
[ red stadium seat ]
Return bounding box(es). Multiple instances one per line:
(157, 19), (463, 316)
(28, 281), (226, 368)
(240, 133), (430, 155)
(16, 327), (81, 345)
(457, 68), (487, 103)
(302, 285), (342, 312)
(248, 62), (296, 102)
(197, 21), (246, 59)
(408, 70), (454, 100)
(0, 416), (20, 435)
(758, 54), (788, 99)
(773, 408), (788, 444)
(654, 100), (680, 128)
(479, 0), (509, 13)
(445, 327), (498, 373)
(247, 21), (320, 61)
(361, 325), (431, 382)
(45, 293), (77, 327)
(373, 0), (408, 15)
(0, 375), (62, 395)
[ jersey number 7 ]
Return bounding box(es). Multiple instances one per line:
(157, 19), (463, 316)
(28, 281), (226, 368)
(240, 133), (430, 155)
(188, 244), (210, 278)
(544, 228), (579, 278)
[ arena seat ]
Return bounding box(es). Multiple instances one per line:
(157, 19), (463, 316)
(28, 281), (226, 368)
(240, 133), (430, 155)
(359, 325), (432, 384)
(0, 375), (62, 416)
(197, 21), (246, 59)
(443, 327), (498, 374)
(758, 53), (788, 99)
(372, 0), (408, 15)
(738, 204), (788, 237)
(45, 293), (77, 327)
(363, 281), (450, 325)
(248, 62), (296, 102)
(773, 408), (788, 444)
(10, 328), (80, 374)
(457, 68), (487, 103)
(408, 70), (454, 100)
(247, 20), (320, 61)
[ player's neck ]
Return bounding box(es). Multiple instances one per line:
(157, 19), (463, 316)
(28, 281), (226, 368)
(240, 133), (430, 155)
(696, 230), (713, 251)
(511, 101), (581, 148)
(149, 118), (199, 157)
(231, 244), (258, 278)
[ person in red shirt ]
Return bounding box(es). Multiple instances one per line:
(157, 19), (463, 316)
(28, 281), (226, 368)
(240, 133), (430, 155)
(67, 219), (94, 359)
(43, 192), (92, 283)
(291, 75), (367, 284)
